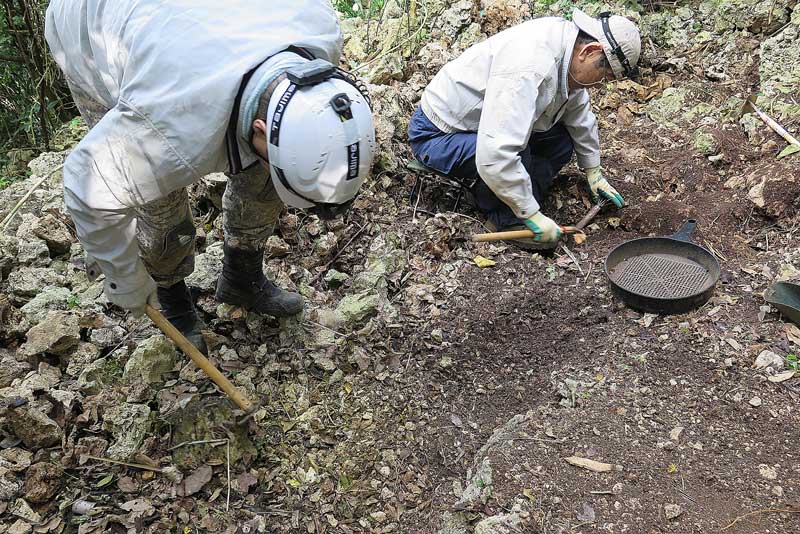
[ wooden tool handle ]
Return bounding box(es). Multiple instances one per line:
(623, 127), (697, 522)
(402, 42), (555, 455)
(575, 202), (604, 231)
(145, 305), (254, 413)
(471, 226), (583, 242)
(471, 202), (604, 243)
(754, 108), (800, 148)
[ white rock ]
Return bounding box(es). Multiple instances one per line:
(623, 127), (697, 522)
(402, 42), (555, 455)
(759, 464), (777, 480)
(664, 503), (683, 520)
(753, 350), (784, 370)
(749, 396), (762, 407)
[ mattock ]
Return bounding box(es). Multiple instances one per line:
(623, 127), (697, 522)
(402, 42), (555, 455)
(146, 305), (259, 424)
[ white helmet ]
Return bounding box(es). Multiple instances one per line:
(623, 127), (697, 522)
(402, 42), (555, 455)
(265, 60), (375, 219)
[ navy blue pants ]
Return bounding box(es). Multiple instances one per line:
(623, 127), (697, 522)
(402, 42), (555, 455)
(408, 107), (574, 229)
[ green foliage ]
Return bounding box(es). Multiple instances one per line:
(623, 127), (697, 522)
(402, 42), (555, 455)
(334, 0), (386, 19)
(0, 0), (75, 187)
(67, 293), (80, 309)
(786, 354), (799, 371)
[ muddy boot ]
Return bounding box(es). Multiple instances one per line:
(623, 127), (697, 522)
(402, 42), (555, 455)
(157, 280), (207, 353)
(215, 245), (304, 317)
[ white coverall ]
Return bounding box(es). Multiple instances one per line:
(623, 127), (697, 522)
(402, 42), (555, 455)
(45, 0), (342, 302)
(420, 17), (602, 220)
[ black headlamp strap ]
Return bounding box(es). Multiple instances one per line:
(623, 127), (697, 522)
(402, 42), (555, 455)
(598, 12), (637, 79)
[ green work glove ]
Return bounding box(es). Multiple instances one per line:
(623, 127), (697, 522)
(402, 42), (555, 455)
(586, 166), (624, 208)
(524, 211), (563, 243)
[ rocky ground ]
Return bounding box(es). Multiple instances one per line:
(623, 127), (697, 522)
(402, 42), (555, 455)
(1, 0), (799, 533)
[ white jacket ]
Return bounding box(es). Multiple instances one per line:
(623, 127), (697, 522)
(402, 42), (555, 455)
(420, 17), (601, 219)
(44, 0), (342, 295)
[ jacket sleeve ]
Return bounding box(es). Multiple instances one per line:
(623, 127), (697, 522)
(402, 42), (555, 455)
(476, 65), (549, 219)
(63, 108), (154, 297)
(562, 89), (601, 169)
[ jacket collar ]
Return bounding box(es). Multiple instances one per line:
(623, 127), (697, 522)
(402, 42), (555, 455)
(560, 23), (579, 99)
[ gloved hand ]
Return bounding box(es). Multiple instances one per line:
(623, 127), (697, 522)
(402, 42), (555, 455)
(524, 211), (563, 243)
(101, 260), (159, 317)
(586, 166), (624, 208)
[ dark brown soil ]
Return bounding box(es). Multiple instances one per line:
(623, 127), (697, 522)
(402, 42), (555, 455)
(394, 71), (800, 532)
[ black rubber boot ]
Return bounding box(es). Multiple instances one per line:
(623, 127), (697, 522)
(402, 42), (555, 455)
(215, 245), (304, 317)
(157, 280), (207, 353)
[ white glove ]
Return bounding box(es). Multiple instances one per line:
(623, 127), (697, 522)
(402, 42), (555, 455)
(100, 259), (159, 317)
(586, 166), (625, 208)
(524, 211), (563, 243)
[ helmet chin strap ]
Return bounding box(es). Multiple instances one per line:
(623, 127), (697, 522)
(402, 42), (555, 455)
(568, 45), (604, 88)
(568, 66), (601, 88)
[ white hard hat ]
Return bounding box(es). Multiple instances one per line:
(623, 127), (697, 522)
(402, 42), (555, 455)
(572, 9), (641, 80)
(265, 68), (375, 218)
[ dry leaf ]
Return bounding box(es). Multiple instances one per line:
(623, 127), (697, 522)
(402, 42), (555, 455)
(768, 370), (796, 383)
(473, 255), (496, 268)
(175, 465), (213, 497)
(572, 233), (587, 245)
(564, 456), (623, 472)
(785, 324), (800, 346)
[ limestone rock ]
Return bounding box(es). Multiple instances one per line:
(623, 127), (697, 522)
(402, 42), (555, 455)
(90, 324), (126, 349)
(455, 457), (493, 509)
(123, 335), (177, 385)
(0, 448), (32, 472)
(185, 241), (223, 292)
(20, 311), (81, 356)
(7, 267), (66, 299)
(313, 232), (338, 259)
(4, 405), (62, 448)
(692, 129), (719, 156)
(65, 342), (101, 378)
(336, 291), (380, 324)
(646, 87), (687, 127)
(265, 235), (291, 257)
(169, 398), (255, 471)
(437, 0), (473, 40)
(474, 510), (526, 534)
(0, 476), (21, 500)
(324, 269), (349, 288)
(664, 503), (684, 520)
(481, 0), (531, 36)
(19, 286), (74, 324)
(31, 213), (73, 256)
(759, 13), (800, 121)
(0, 235), (19, 278)
(437, 512), (470, 534)
(102, 403), (152, 460)
(22, 462), (63, 503)
(17, 238), (50, 267)
(77, 355), (123, 395)
(0, 352), (32, 388)
(704, 0), (792, 35)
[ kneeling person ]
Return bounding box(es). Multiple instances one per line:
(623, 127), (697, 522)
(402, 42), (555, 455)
(409, 9), (640, 248)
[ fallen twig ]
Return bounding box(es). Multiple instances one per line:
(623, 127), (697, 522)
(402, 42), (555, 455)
(168, 438), (228, 451)
(226, 439), (231, 512)
(412, 175), (423, 222)
(559, 243), (585, 276)
(83, 454), (164, 473)
(721, 508), (800, 531)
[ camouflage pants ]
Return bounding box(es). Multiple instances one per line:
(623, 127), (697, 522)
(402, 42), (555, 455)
(67, 80), (283, 287)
